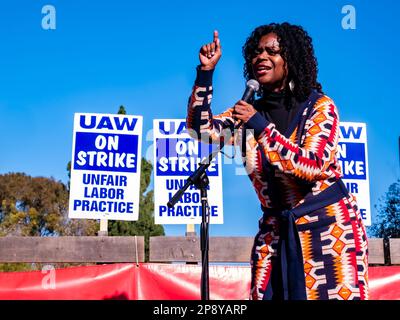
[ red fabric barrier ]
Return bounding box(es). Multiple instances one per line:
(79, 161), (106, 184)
(0, 263), (398, 300)
(0, 263), (137, 300)
(136, 264), (251, 300)
(369, 266), (400, 300)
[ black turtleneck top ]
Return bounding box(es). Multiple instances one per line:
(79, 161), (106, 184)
(253, 90), (300, 136)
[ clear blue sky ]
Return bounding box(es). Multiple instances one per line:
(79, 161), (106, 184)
(0, 0), (399, 237)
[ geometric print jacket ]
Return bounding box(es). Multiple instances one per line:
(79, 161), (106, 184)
(186, 68), (343, 211)
(187, 68), (369, 300)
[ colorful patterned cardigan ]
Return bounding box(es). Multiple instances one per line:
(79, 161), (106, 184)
(186, 68), (369, 300)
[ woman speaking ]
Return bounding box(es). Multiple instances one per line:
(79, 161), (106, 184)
(186, 23), (368, 300)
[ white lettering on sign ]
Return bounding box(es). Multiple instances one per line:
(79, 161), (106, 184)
(153, 119), (223, 225)
(337, 143), (346, 158)
(76, 151), (136, 168)
(338, 160), (365, 176)
(339, 122), (371, 226)
(95, 135), (119, 151)
(69, 113), (143, 221)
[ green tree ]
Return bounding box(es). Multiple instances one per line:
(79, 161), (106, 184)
(0, 173), (98, 237)
(0, 173), (99, 271)
(117, 105), (126, 115)
(368, 179), (400, 264)
(108, 105), (164, 261)
(369, 179), (400, 239)
(66, 161), (71, 189)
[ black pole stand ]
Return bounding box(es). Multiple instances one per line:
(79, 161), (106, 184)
(167, 144), (223, 301)
(197, 171), (210, 300)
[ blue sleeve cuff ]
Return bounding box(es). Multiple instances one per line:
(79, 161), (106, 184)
(246, 112), (270, 138)
(195, 65), (214, 87)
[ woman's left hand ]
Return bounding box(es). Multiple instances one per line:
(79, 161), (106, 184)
(233, 100), (257, 123)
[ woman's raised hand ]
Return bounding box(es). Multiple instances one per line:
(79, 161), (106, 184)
(199, 30), (222, 70)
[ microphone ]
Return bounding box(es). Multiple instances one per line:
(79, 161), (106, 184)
(234, 79), (260, 128)
(241, 79), (260, 102)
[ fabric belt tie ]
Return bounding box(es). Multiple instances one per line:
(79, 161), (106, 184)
(261, 179), (349, 300)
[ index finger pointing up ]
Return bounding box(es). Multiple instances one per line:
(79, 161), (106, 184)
(213, 30), (219, 41)
(213, 30), (220, 48)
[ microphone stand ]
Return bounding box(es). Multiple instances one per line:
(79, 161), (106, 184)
(167, 142), (224, 301)
(167, 80), (257, 299)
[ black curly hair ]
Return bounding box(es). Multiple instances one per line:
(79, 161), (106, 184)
(243, 22), (322, 102)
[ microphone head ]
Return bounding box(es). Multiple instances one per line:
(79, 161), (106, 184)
(246, 79), (260, 93)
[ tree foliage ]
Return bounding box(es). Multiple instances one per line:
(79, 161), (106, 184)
(117, 105), (126, 115)
(369, 179), (400, 239)
(0, 105), (164, 271)
(0, 173), (98, 237)
(0, 173), (99, 271)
